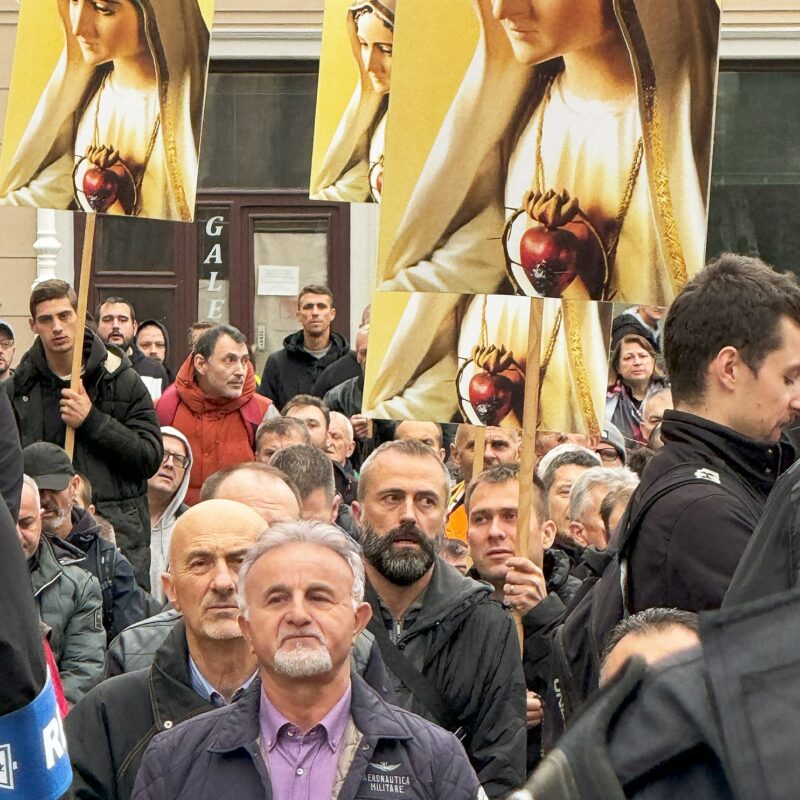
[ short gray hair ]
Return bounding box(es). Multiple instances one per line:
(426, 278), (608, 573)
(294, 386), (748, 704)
(22, 474), (40, 509)
(238, 521), (365, 618)
(329, 411), (354, 443)
(568, 466), (639, 524)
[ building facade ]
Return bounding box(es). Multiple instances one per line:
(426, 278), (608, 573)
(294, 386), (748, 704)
(0, 1), (798, 373)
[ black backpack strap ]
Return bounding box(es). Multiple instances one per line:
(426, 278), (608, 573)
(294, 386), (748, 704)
(366, 616), (464, 738)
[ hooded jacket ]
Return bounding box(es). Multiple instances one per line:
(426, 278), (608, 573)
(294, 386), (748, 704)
(366, 559), (526, 798)
(257, 329), (351, 410)
(127, 345), (169, 402)
(148, 426), (193, 600)
(311, 0), (396, 203)
(136, 319), (175, 383)
(66, 506), (146, 640)
(31, 534), (105, 704)
(131, 671), (482, 800)
(0, 0), (210, 221)
(7, 329), (163, 589)
(157, 357), (271, 506)
(627, 410), (793, 613)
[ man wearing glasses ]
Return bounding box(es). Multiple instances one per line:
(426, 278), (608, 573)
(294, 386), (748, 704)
(0, 319), (16, 383)
(147, 427), (193, 604)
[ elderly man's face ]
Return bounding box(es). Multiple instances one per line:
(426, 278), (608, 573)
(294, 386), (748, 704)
(452, 426), (520, 484)
(569, 483), (612, 549)
(326, 415), (355, 466)
(239, 542), (372, 681)
(163, 501), (265, 643)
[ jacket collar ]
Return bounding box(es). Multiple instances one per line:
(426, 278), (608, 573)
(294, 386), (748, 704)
(207, 672), (412, 755)
(66, 506), (101, 549)
(150, 620), (214, 728)
(30, 534), (85, 594)
(662, 410), (793, 494)
(173, 353), (257, 415)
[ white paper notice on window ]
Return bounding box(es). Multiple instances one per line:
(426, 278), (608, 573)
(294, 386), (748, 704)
(257, 265), (300, 296)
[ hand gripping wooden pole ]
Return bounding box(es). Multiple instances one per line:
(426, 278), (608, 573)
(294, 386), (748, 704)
(64, 214), (97, 460)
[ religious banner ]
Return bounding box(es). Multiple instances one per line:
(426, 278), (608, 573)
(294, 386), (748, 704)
(310, 0), (396, 204)
(363, 292), (612, 433)
(374, 0), (723, 305)
(0, 0), (216, 222)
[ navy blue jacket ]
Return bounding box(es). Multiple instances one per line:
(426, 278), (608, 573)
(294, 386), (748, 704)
(132, 673), (484, 800)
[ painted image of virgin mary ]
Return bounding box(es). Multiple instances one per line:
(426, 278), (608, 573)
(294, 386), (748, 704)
(378, 0), (720, 305)
(0, 0), (210, 222)
(363, 292), (610, 434)
(311, 0), (395, 204)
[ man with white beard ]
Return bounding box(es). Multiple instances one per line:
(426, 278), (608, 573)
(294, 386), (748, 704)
(132, 521), (485, 800)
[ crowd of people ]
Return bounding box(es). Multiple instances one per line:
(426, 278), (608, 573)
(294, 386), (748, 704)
(3, 254), (800, 798)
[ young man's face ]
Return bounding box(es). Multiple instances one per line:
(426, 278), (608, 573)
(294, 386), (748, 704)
(97, 302), (137, 350)
(136, 324), (167, 362)
(492, 0), (617, 66)
(732, 317), (800, 442)
(30, 298), (78, 358)
(296, 293), (335, 339)
(285, 405), (329, 450)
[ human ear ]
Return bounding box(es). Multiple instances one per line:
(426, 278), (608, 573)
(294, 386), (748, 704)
(541, 520), (557, 551)
(162, 573), (180, 611)
(352, 601), (373, 641)
(569, 521), (588, 548)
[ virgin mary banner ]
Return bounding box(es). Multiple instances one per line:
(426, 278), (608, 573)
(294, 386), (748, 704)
(374, 0), (723, 306)
(0, 0), (216, 223)
(310, 0), (396, 204)
(363, 292), (612, 433)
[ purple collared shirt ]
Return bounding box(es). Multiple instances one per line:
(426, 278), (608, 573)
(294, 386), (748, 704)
(259, 683), (352, 800)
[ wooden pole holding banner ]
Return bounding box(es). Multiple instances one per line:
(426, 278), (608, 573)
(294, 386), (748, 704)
(514, 298), (545, 647)
(64, 214), (97, 460)
(472, 425), (486, 478)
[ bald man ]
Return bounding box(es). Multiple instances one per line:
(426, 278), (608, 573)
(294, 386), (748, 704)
(446, 424), (520, 542)
(66, 501), (266, 800)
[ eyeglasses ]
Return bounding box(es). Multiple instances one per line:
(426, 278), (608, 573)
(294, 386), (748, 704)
(595, 447), (620, 463)
(162, 450), (190, 469)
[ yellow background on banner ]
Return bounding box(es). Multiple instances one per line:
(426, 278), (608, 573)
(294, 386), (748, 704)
(0, 0), (216, 178)
(362, 290), (411, 396)
(310, 0), (361, 187)
(377, 0), (478, 273)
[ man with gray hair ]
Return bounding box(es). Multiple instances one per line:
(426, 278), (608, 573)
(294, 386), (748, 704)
(568, 466), (640, 550)
(133, 521), (485, 800)
(353, 438), (526, 798)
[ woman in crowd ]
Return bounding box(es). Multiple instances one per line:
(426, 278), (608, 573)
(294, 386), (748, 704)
(606, 333), (668, 446)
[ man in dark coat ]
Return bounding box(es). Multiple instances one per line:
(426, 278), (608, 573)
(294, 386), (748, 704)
(610, 305), (664, 353)
(23, 442), (146, 640)
(463, 463), (581, 774)
(136, 318), (175, 383)
(131, 520), (483, 800)
(66, 500), (267, 799)
(258, 285), (349, 408)
(353, 440), (527, 799)
(6, 280), (163, 588)
(625, 254), (800, 614)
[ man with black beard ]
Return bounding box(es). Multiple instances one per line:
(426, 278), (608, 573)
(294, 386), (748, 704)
(352, 439), (526, 800)
(96, 297), (169, 401)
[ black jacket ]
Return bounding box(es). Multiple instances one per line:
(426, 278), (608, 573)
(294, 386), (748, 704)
(311, 349), (361, 397)
(0, 388), (22, 521)
(626, 410), (792, 613)
(136, 319), (175, 383)
(257, 329), (350, 409)
(66, 620), (223, 800)
(6, 330), (163, 588)
(324, 373), (364, 417)
(367, 560), (527, 798)
(132, 672), (483, 800)
(724, 459), (800, 607)
(128, 344), (169, 399)
(66, 507), (147, 640)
